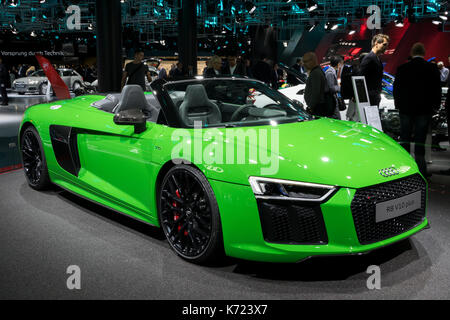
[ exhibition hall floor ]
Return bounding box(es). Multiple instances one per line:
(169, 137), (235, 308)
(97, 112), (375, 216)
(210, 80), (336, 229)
(0, 165), (449, 299)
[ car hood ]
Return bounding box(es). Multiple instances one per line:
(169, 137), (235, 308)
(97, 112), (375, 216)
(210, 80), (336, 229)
(199, 118), (419, 189)
(15, 76), (46, 83)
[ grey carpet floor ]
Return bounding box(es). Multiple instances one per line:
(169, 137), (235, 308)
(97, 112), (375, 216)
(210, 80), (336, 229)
(0, 168), (449, 300)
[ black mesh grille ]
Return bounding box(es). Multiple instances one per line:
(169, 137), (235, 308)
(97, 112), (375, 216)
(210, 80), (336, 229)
(350, 174), (426, 245)
(257, 200), (328, 244)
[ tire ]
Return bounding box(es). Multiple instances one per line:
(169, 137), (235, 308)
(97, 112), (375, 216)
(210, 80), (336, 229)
(20, 126), (51, 190)
(39, 82), (48, 95)
(158, 165), (224, 264)
(72, 81), (81, 91)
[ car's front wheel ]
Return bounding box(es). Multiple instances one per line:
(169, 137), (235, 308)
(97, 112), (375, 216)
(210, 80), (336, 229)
(20, 126), (51, 190)
(72, 81), (81, 91)
(158, 165), (224, 264)
(39, 82), (48, 95)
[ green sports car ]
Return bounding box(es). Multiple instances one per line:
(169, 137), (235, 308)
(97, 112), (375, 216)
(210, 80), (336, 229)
(19, 78), (428, 264)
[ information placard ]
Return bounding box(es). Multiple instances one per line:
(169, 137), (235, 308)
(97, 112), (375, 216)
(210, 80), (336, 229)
(351, 76), (383, 132)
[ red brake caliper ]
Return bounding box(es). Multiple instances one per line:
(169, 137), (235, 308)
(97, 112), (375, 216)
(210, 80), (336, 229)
(173, 189), (188, 236)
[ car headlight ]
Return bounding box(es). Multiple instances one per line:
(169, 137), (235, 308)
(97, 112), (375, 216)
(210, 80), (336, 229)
(29, 80), (39, 85)
(249, 176), (337, 202)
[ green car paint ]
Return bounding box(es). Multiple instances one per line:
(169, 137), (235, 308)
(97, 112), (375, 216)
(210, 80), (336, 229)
(19, 94), (428, 263)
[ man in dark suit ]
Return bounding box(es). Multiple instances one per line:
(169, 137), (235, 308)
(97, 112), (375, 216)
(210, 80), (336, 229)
(291, 58), (306, 74)
(170, 61), (186, 79)
(221, 54), (246, 77)
(303, 52), (333, 117)
(393, 42), (442, 178)
(441, 63), (450, 175)
(0, 57), (9, 106)
(360, 34), (390, 106)
(251, 54), (272, 85)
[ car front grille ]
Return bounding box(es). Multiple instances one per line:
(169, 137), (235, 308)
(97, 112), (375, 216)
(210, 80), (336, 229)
(257, 200), (328, 245)
(350, 174), (426, 245)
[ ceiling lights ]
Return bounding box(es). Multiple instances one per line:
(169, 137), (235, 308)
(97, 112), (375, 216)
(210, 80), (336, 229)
(244, 1), (256, 15)
(307, 0), (318, 12)
(395, 15), (404, 27)
(307, 21), (319, 32)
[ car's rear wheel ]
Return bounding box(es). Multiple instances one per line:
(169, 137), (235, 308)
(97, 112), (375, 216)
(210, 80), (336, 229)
(158, 165), (224, 264)
(20, 126), (51, 190)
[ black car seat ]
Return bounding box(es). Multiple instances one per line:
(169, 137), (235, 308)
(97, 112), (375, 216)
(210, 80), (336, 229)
(113, 85), (152, 114)
(178, 84), (222, 126)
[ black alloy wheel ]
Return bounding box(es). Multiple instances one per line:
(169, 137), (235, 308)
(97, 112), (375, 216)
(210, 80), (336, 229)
(20, 126), (51, 190)
(158, 165), (224, 264)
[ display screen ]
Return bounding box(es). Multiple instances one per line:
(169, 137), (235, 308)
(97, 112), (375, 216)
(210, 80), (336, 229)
(355, 79), (369, 103)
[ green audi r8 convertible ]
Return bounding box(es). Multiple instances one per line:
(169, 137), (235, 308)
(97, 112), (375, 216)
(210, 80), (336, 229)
(19, 78), (428, 264)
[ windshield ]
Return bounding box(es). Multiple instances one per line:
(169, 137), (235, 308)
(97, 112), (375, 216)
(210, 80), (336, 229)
(163, 79), (312, 128)
(278, 63), (307, 87)
(29, 70), (46, 77)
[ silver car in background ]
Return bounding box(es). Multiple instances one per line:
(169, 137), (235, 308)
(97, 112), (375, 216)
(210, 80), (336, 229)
(12, 68), (83, 95)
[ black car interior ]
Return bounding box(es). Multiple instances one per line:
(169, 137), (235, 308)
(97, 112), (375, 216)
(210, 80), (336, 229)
(169, 83), (288, 126)
(91, 85), (161, 123)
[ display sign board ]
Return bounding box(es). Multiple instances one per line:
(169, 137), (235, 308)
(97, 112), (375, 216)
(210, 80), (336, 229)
(351, 76), (383, 131)
(364, 105), (383, 131)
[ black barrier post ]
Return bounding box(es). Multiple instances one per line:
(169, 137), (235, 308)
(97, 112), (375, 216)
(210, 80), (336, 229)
(95, 0), (122, 93)
(178, 0), (197, 76)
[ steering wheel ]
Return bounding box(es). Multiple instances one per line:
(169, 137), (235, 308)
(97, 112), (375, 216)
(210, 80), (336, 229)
(230, 104), (254, 122)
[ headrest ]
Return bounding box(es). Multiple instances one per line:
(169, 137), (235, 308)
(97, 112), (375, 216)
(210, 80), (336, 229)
(114, 85), (149, 113)
(183, 84), (211, 108)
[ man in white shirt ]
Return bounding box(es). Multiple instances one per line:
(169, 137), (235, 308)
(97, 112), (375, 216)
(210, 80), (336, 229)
(438, 61), (449, 86)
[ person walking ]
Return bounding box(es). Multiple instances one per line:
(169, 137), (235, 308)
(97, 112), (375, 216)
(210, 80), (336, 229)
(325, 55), (343, 119)
(270, 63), (283, 89)
(393, 42), (442, 178)
(251, 54), (272, 85)
(441, 63), (450, 175)
(222, 53), (246, 77)
(158, 65), (167, 80)
(204, 56), (223, 78)
(303, 52), (333, 117)
(170, 62), (185, 79)
(0, 57), (9, 106)
(18, 64), (28, 78)
(26, 66), (35, 77)
(291, 58), (306, 74)
(437, 61), (449, 87)
(360, 34), (390, 106)
(121, 50), (152, 91)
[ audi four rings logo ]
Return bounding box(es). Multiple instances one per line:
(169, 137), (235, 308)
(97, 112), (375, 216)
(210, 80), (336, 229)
(378, 167), (399, 177)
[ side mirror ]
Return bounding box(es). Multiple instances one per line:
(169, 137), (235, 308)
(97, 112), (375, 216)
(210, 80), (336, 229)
(113, 109), (147, 134)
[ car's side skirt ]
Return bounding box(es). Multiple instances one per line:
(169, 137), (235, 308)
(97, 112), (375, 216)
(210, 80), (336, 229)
(49, 170), (160, 228)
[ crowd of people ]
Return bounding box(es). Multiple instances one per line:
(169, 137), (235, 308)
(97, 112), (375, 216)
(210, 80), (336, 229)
(300, 34), (448, 178)
(2, 37), (450, 178)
